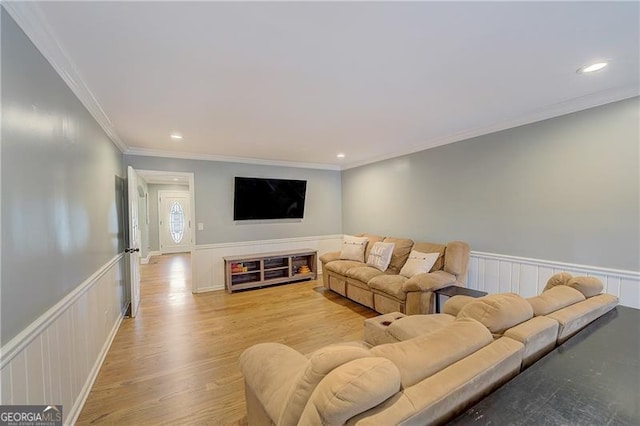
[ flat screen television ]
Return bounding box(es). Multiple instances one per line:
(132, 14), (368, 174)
(233, 177), (307, 220)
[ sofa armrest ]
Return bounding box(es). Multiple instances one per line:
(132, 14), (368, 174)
(239, 343), (309, 422)
(320, 251), (341, 264)
(402, 270), (457, 292)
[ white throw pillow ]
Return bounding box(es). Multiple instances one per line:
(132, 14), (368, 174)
(366, 242), (395, 271)
(399, 250), (440, 278)
(340, 235), (368, 262)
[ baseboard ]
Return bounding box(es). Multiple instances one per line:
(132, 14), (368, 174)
(468, 251), (639, 309)
(66, 307), (125, 424)
(140, 251), (161, 265)
(193, 285), (225, 293)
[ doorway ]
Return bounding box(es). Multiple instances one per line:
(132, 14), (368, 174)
(131, 168), (196, 294)
(158, 190), (192, 254)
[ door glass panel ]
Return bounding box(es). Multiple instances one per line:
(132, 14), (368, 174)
(169, 201), (185, 243)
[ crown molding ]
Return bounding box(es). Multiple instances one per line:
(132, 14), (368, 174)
(125, 147), (342, 171)
(2, 1), (128, 153)
(341, 86), (640, 170)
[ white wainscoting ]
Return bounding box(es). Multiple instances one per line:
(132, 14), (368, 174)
(0, 254), (128, 424)
(193, 234), (343, 292)
(467, 252), (640, 309)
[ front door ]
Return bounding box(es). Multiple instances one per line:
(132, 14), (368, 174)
(158, 190), (192, 254)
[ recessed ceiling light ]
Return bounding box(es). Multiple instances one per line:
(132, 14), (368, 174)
(577, 62), (608, 74)
(336, 153), (346, 159)
(173, 178), (179, 182)
(170, 133), (183, 140)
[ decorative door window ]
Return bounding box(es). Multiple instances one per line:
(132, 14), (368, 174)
(169, 201), (185, 243)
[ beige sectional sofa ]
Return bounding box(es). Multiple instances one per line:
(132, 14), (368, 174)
(239, 273), (618, 425)
(320, 234), (470, 315)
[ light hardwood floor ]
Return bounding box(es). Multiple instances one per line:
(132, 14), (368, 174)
(77, 253), (377, 425)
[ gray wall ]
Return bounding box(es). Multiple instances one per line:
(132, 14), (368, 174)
(147, 183), (189, 252)
(342, 97), (640, 271)
(1, 10), (126, 344)
(124, 156), (343, 244)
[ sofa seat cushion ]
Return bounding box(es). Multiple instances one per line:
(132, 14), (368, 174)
(386, 314), (455, 341)
(369, 275), (409, 300)
(370, 317), (493, 387)
(547, 293), (618, 343)
(345, 266), (385, 283)
(457, 293), (533, 336)
(325, 260), (364, 275)
(527, 286), (585, 316)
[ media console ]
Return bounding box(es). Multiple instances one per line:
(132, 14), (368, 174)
(223, 249), (317, 293)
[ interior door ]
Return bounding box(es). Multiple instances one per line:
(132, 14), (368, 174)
(127, 166), (142, 318)
(158, 190), (192, 254)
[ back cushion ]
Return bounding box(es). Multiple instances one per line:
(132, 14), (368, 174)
(412, 242), (446, 271)
(370, 318), (492, 387)
(383, 237), (414, 274)
(567, 276), (603, 298)
(278, 344), (371, 425)
(543, 272), (573, 291)
(358, 233), (386, 262)
(527, 286), (586, 316)
(298, 358), (401, 426)
(457, 293), (533, 336)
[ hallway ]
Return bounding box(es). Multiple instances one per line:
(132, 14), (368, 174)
(77, 254), (376, 424)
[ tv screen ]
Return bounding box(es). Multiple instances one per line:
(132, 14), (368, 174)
(234, 177), (307, 220)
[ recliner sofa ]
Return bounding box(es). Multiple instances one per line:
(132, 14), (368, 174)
(239, 273), (618, 425)
(320, 234), (470, 315)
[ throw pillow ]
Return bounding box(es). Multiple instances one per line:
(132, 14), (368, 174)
(366, 242), (395, 271)
(340, 235), (368, 262)
(399, 250), (440, 278)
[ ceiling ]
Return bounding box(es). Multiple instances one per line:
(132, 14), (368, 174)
(7, 1), (639, 170)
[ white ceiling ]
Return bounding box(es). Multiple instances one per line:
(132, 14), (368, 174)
(8, 1), (640, 170)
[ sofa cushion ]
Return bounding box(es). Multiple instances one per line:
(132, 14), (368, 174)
(346, 266), (385, 283)
(399, 250), (440, 278)
(527, 286), (585, 316)
(386, 314), (455, 341)
(340, 235), (368, 262)
(298, 357), (401, 426)
(278, 344), (372, 425)
(412, 242), (446, 271)
(442, 295), (476, 316)
(371, 317), (492, 387)
(366, 242), (395, 271)
(383, 237), (414, 275)
(547, 293), (618, 343)
(325, 260), (363, 275)
(457, 293), (533, 336)
(369, 275), (409, 301)
(358, 233), (386, 263)
(567, 276), (604, 298)
(543, 271), (573, 291)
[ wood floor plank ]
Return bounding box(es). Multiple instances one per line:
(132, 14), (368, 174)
(77, 253), (377, 425)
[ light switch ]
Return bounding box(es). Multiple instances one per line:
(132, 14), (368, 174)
(197, 223), (204, 231)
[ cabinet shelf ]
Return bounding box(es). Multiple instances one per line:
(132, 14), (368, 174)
(224, 249), (317, 293)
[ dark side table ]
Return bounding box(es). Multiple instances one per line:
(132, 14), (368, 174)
(434, 285), (487, 313)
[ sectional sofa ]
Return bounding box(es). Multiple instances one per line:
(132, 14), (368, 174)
(320, 234), (470, 315)
(239, 273), (618, 425)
